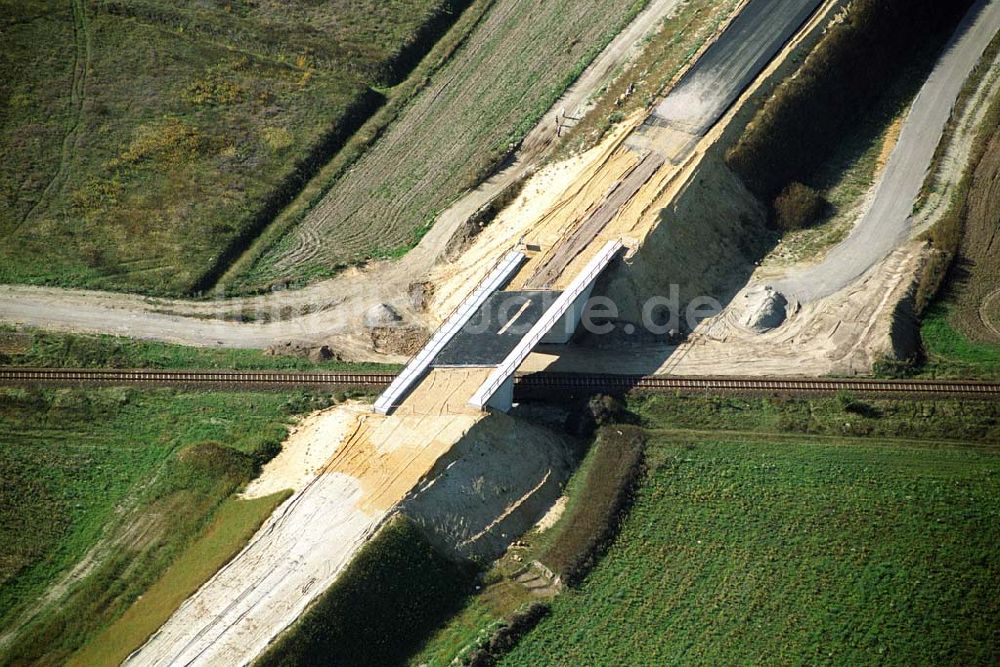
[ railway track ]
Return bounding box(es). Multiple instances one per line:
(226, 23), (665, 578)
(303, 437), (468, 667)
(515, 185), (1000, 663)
(1, 368), (997, 399)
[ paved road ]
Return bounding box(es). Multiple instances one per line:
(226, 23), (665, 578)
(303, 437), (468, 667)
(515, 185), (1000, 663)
(772, 0), (1000, 303)
(646, 0), (823, 135)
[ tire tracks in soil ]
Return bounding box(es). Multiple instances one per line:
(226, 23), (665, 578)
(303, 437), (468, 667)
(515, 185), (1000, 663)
(18, 0), (91, 230)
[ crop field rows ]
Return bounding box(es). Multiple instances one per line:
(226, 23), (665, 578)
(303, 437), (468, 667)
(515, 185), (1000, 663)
(0, 0), (461, 295)
(239, 0), (650, 287)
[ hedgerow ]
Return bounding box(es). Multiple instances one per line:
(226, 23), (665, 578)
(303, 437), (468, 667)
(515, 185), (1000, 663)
(540, 425), (646, 586)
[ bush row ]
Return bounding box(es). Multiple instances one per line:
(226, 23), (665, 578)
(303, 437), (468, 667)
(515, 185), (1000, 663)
(726, 0), (974, 201)
(462, 603), (552, 667)
(257, 516), (475, 666)
(540, 424), (646, 587)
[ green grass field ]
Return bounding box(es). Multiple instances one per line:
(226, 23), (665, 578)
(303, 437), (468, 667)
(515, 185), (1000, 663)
(0, 0), (458, 295)
(0, 386), (325, 664)
(0, 326), (400, 372)
(413, 394), (1000, 665)
(503, 433), (1000, 665)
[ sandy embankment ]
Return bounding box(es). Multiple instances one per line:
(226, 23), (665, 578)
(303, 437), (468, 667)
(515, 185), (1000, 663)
(129, 372), (574, 666)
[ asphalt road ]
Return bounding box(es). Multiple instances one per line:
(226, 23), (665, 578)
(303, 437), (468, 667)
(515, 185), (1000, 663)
(648, 0), (824, 135)
(772, 0), (1000, 303)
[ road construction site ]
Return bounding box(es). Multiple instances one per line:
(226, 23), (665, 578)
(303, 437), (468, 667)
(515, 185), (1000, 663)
(1, 1), (997, 386)
(2, 0), (995, 385)
(111, 1), (878, 662)
(3, 0), (999, 664)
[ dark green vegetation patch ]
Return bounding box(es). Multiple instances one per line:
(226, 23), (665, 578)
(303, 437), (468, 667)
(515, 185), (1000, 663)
(258, 516), (475, 667)
(0, 0), (464, 294)
(539, 425), (645, 586)
(0, 387), (322, 663)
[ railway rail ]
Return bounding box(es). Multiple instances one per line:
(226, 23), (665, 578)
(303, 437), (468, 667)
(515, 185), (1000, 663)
(1, 368), (998, 399)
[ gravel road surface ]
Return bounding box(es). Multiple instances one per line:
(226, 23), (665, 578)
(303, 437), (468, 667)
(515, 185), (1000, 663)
(772, 0), (1000, 303)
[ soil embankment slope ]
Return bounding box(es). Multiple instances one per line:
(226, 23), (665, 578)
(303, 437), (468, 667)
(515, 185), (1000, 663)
(771, 0), (1000, 303)
(127, 374), (573, 665)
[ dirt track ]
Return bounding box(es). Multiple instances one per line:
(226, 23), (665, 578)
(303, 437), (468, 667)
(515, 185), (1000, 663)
(0, 0), (687, 355)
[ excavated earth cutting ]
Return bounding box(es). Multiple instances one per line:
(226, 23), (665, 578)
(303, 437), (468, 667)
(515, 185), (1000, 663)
(127, 373), (574, 665)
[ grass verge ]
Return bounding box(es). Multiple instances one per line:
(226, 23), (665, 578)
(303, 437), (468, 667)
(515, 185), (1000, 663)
(67, 491), (290, 667)
(0, 387), (325, 664)
(912, 304), (1000, 380)
(0, 326), (400, 372)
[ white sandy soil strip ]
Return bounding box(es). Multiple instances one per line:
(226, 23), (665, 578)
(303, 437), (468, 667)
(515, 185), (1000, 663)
(126, 401), (480, 666)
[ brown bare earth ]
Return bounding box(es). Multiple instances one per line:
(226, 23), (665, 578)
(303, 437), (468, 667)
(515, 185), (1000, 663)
(949, 125), (1000, 342)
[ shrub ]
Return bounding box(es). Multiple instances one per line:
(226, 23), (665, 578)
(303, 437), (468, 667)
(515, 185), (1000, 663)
(873, 355), (918, 379)
(588, 394), (626, 426)
(540, 425), (646, 586)
(564, 394), (628, 437)
(250, 440), (283, 472)
(772, 182), (824, 231)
